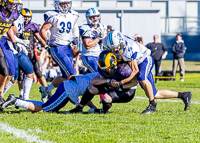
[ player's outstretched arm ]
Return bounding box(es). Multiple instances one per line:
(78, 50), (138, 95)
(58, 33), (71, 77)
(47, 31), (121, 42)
(90, 75), (110, 85)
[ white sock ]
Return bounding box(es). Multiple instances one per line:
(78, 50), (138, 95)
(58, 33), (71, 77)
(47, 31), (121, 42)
(4, 81), (13, 95)
(47, 83), (55, 91)
(19, 90), (23, 96)
(15, 99), (29, 110)
(23, 76), (33, 100)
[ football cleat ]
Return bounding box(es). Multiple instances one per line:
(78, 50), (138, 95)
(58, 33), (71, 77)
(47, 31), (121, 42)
(19, 95), (23, 99)
(182, 92), (192, 111)
(0, 96), (5, 107)
(63, 108), (83, 114)
(141, 103), (157, 114)
(1, 94), (17, 109)
(39, 86), (52, 103)
(88, 108), (103, 114)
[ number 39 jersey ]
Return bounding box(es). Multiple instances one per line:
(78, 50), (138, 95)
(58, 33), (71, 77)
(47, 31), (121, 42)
(44, 10), (79, 46)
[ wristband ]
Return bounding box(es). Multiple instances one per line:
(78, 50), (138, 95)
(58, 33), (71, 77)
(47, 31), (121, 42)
(107, 79), (111, 84)
(119, 81), (123, 89)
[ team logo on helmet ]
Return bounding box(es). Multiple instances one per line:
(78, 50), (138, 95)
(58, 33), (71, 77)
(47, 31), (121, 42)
(98, 50), (117, 77)
(85, 8), (101, 25)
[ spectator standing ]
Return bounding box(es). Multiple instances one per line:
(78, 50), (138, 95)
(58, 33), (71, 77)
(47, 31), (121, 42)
(146, 35), (168, 83)
(172, 34), (185, 82)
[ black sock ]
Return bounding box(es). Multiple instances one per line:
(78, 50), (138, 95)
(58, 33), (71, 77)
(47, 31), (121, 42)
(178, 92), (184, 99)
(150, 99), (157, 106)
(80, 88), (95, 106)
(102, 98), (112, 113)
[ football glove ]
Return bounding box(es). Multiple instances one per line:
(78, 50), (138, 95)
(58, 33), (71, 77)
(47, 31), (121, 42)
(97, 27), (106, 41)
(13, 43), (20, 53)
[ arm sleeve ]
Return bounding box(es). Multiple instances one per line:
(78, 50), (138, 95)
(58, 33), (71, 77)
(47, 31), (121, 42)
(181, 43), (185, 53)
(162, 44), (167, 51)
(171, 43), (178, 54)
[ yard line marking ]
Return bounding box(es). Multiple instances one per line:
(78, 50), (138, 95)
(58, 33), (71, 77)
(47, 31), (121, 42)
(135, 96), (200, 104)
(0, 122), (54, 143)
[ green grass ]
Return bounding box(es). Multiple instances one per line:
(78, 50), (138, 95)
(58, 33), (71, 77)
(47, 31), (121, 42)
(1, 60), (200, 143)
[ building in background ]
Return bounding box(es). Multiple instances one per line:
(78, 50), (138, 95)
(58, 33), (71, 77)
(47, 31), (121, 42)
(24, 0), (200, 60)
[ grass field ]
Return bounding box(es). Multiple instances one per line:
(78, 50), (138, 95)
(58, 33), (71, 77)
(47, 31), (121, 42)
(1, 60), (200, 143)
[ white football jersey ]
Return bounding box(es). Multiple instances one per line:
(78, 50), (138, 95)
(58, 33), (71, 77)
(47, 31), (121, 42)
(122, 35), (151, 65)
(63, 72), (99, 104)
(14, 14), (24, 34)
(80, 23), (107, 57)
(44, 10), (79, 46)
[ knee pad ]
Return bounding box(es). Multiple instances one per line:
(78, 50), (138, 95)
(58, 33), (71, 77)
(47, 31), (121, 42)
(102, 97), (112, 113)
(34, 68), (42, 78)
(0, 56), (9, 76)
(18, 68), (25, 81)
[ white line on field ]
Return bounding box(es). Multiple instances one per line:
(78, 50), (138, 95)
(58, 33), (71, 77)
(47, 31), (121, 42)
(0, 122), (54, 143)
(135, 96), (200, 104)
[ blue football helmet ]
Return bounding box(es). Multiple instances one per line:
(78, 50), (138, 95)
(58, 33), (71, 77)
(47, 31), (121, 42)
(86, 8), (101, 25)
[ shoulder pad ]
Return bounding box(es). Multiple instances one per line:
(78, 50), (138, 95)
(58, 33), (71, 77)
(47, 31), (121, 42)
(13, 10), (20, 21)
(28, 22), (40, 33)
(44, 10), (59, 21)
(69, 10), (79, 17)
(79, 24), (90, 35)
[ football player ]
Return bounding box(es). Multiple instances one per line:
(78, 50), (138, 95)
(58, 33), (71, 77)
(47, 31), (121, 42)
(65, 50), (138, 114)
(2, 72), (99, 112)
(104, 30), (192, 114)
(39, 0), (79, 100)
(0, 0), (23, 103)
(80, 8), (107, 73)
(4, 6), (37, 100)
(15, 8), (49, 99)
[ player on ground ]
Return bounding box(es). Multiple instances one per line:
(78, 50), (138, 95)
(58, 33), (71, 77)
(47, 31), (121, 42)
(39, 0), (79, 101)
(80, 8), (107, 72)
(66, 50), (138, 114)
(2, 72), (99, 112)
(104, 30), (192, 114)
(0, 0), (22, 103)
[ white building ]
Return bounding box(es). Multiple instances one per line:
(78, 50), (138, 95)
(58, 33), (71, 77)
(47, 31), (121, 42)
(24, 0), (200, 60)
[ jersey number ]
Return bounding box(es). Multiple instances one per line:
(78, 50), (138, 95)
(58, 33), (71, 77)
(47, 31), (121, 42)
(59, 22), (71, 33)
(18, 23), (23, 32)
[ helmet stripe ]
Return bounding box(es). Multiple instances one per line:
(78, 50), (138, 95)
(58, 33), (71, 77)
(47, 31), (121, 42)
(109, 31), (114, 46)
(91, 8), (95, 14)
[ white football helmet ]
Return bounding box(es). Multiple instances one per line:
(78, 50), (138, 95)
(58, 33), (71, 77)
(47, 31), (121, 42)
(54, 0), (72, 14)
(105, 30), (125, 54)
(86, 8), (101, 25)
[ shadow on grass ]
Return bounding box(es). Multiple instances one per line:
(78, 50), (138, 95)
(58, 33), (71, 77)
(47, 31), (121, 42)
(0, 110), (29, 114)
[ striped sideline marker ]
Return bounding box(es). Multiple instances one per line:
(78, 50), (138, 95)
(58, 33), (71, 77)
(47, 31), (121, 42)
(135, 96), (200, 104)
(0, 122), (53, 143)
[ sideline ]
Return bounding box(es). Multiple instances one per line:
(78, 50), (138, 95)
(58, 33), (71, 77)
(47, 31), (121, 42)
(135, 96), (200, 104)
(0, 122), (54, 143)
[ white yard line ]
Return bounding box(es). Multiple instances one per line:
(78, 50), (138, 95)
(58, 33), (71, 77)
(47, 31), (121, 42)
(135, 96), (200, 104)
(0, 122), (54, 143)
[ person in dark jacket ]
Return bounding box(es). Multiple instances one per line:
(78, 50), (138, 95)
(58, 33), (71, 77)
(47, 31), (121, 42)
(146, 35), (168, 83)
(171, 34), (186, 82)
